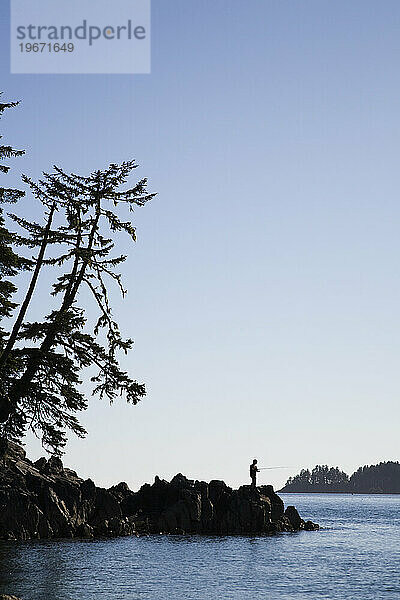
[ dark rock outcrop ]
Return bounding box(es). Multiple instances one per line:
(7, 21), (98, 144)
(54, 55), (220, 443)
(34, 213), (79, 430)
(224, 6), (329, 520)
(124, 475), (318, 535)
(0, 443), (318, 540)
(0, 443), (135, 541)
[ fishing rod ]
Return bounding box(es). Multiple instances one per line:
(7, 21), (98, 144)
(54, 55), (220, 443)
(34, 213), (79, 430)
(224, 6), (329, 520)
(258, 466), (293, 470)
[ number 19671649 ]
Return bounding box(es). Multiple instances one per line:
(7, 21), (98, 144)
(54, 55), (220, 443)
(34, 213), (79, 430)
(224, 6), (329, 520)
(19, 43), (75, 52)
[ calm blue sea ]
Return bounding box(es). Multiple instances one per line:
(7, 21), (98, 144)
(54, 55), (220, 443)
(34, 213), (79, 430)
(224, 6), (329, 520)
(0, 494), (399, 600)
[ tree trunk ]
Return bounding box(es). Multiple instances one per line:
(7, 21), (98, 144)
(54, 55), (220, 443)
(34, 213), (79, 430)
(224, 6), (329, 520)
(0, 202), (56, 372)
(9, 202), (100, 406)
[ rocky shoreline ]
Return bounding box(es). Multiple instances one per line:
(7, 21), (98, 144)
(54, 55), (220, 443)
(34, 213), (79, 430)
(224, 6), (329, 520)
(0, 443), (319, 541)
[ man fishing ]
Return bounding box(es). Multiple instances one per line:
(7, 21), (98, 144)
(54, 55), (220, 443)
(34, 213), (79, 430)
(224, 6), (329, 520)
(250, 458), (260, 487)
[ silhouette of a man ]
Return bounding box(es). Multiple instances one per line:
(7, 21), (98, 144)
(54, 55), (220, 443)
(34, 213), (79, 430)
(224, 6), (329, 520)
(250, 458), (259, 487)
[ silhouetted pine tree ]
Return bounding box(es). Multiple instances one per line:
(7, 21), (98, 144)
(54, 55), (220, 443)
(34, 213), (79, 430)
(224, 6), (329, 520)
(0, 160), (155, 453)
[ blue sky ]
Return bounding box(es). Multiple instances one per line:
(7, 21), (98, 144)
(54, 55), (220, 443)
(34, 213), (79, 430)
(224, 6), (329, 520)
(1, 0), (400, 490)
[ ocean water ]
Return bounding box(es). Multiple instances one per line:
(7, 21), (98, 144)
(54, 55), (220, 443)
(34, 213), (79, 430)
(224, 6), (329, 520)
(0, 494), (399, 600)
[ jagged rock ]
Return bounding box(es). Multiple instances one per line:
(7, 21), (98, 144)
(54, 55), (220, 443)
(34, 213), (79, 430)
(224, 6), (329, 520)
(127, 474), (319, 536)
(75, 522), (94, 539)
(304, 520), (320, 531)
(0, 443), (319, 540)
(285, 506), (303, 529)
(34, 457), (47, 471)
(259, 485), (284, 521)
(0, 595), (22, 600)
(3, 442), (25, 463)
(0, 443), (129, 540)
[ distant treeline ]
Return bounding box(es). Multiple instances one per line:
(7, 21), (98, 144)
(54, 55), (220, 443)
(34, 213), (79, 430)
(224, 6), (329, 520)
(280, 462), (400, 494)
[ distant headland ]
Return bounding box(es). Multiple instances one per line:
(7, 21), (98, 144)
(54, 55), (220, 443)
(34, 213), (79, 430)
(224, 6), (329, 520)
(279, 462), (400, 494)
